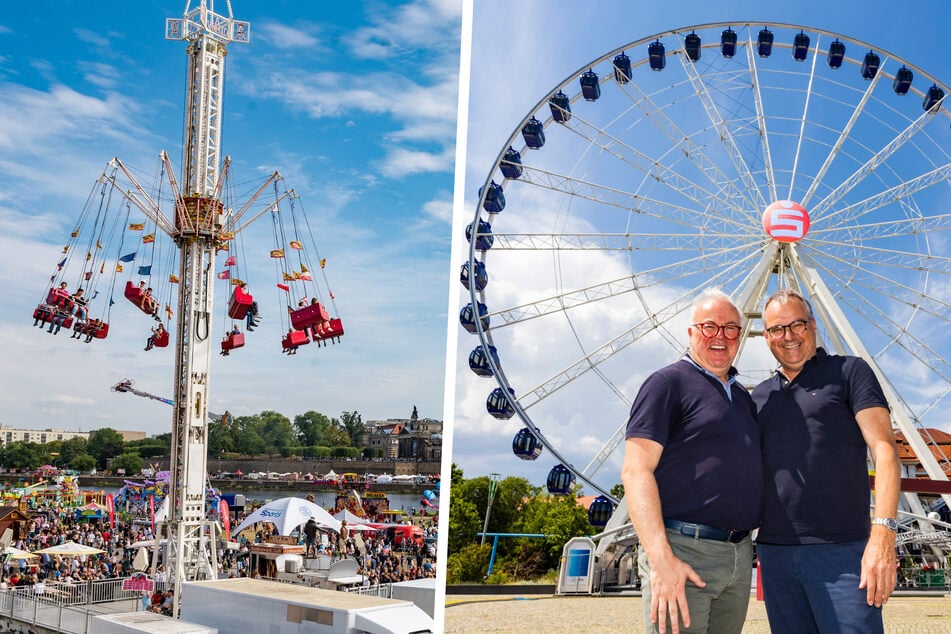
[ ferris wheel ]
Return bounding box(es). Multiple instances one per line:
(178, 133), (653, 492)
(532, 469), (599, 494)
(460, 22), (951, 527)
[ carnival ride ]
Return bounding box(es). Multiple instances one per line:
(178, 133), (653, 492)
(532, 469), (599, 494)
(111, 378), (222, 422)
(33, 1), (343, 617)
(461, 23), (951, 591)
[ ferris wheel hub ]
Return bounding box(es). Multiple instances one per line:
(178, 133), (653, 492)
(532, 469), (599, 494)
(762, 200), (811, 242)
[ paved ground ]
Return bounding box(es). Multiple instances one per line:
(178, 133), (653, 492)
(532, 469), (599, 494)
(444, 593), (951, 633)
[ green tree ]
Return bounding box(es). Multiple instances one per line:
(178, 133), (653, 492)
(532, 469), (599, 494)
(294, 411), (333, 446)
(513, 490), (594, 568)
(208, 418), (236, 456)
(87, 428), (125, 469)
(110, 453), (144, 475)
(610, 483), (625, 500)
(0, 441), (47, 470)
(259, 410), (298, 455)
(71, 454), (96, 473)
(50, 437), (88, 467)
(340, 411), (364, 447)
(231, 415), (267, 456)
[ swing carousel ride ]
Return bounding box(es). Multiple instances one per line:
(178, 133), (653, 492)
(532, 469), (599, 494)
(29, 1), (344, 617)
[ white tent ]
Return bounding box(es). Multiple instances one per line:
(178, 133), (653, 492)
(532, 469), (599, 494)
(232, 497), (341, 536)
(333, 509), (366, 524)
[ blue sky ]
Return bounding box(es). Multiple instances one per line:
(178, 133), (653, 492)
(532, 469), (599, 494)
(0, 1), (461, 434)
(447, 0), (951, 493)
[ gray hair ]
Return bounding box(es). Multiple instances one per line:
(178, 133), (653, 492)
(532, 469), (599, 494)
(691, 288), (739, 322)
(763, 288), (814, 319)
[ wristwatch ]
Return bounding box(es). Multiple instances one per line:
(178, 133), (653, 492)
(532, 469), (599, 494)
(871, 517), (899, 532)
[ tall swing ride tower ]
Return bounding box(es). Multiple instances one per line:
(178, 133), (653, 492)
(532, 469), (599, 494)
(157, 1), (249, 615)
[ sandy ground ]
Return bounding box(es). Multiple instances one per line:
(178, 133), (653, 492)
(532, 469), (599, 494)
(444, 593), (951, 633)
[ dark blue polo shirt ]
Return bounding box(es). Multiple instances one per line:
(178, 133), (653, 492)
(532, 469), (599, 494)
(625, 359), (762, 530)
(752, 348), (888, 545)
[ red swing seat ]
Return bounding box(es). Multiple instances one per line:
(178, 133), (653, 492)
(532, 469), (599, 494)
(221, 332), (245, 352)
(33, 306), (73, 329)
(314, 318), (345, 343)
(124, 281), (155, 315)
(227, 286), (253, 320)
(153, 330), (170, 348)
(290, 302), (330, 331)
(282, 330), (310, 351)
(75, 320), (110, 339)
(46, 287), (72, 307)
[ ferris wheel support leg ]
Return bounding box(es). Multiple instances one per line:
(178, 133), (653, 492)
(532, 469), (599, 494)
(795, 260), (951, 521)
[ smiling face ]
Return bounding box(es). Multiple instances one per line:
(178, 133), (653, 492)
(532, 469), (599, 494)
(688, 297), (741, 382)
(762, 295), (817, 380)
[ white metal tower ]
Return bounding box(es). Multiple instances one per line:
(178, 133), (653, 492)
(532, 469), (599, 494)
(157, 1), (250, 618)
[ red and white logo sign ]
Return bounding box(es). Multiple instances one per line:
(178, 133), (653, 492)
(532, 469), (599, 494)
(762, 200), (810, 242)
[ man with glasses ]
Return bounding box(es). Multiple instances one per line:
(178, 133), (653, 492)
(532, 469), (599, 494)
(622, 288), (761, 634)
(753, 288), (899, 634)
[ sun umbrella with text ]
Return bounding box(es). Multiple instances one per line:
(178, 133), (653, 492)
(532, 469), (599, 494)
(33, 541), (105, 556)
(232, 497), (341, 536)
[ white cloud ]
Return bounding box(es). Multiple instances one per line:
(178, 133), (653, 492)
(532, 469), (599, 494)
(255, 21), (322, 50)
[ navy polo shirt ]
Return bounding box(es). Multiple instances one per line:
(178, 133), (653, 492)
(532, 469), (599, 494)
(625, 359), (762, 530)
(752, 348), (888, 545)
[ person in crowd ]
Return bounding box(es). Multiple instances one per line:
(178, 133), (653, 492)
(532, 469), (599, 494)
(622, 288), (761, 634)
(753, 289), (900, 634)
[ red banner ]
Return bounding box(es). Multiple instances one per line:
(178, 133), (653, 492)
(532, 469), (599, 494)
(149, 494), (155, 533)
(220, 499), (231, 541)
(106, 493), (115, 529)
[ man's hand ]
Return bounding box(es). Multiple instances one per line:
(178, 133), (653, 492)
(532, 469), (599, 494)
(649, 553), (706, 634)
(859, 526), (897, 607)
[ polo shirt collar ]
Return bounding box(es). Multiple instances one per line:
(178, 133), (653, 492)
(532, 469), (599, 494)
(684, 354), (738, 400)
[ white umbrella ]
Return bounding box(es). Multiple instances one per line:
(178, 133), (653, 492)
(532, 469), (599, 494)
(33, 541), (105, 555)
(3, 546), (38, 560)
(333, 509), (366, 524)
(232, 497), (341, 536)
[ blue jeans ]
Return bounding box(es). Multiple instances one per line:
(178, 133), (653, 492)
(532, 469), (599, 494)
(638, 529), (753, 633)
(758, 541), (883, 634)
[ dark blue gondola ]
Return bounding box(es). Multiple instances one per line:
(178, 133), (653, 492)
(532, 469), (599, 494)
(861, 51), (880, 80)
(613, 52), (632, 84)
(459, 302), (489, 334)
(893, 66), (913, 95)
(792, 31), (809, 61)
(827, 39), (845, 68)
(460, 260), (487, 292)
(924, 84), (945, 111)
(721, 27), (737, 58)
(757, 28), (773, 58)
(512, 428), (542, 461)
(487, 387), (516, 420)
(500, 147), (523, 179)
(468, 344), (500, 377)
(580, 69), (600, 101)
(684, 32), (701, 62)
(547, 464), (575, 495)
(549, 90), (571, 123)
(466, 219), (494, 252)
(522, 116), (545, 149)
(479, 181), (505, 213)
(648, 40), (665, 71)
(587, 495), (613, 527)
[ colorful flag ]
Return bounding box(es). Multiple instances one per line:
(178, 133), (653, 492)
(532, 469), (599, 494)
(277, 283), (290, 291)
(224, 255), (236, 266)
(57, 257), (67, 271)
(270, 249), (284, 258)
(292, 271), (301, 280)
(299, 271), (312, 281)
(282, 272), (295, 281)
(169, 274), (180, 283)
(289, 240), (303, 250)
(84, 271), (92, 281)
(128, 223), (145, 231)
(329, 291), (334, 300)
(218, 231), (234, 241)
(116, 264), (123, 273)
(216, 270), (230, 280)
(216, 242), (230, 252)
(70, 229), (79, 238)
(99, 262), (105, 274)
(138, 265), (152, 275)
(320, 259), (327, 269)
(96, 239), (102, 250)
(61, 246), (69, 254)
(231, 278), (244, 286)
(142, 233), (155, 244)
(118, 252), (136, 262)
(165, 304), (173, 318)
(86, 252), (92, 261)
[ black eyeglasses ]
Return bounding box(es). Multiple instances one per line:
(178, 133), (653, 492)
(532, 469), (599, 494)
(763, 318), (810, 340)
(692, 322), (741, 340)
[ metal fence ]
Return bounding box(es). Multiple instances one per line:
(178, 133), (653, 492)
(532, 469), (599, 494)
(0, 577), (143, 633)
(347, 582), (394, 599)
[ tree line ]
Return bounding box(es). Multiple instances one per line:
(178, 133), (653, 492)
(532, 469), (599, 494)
(0, 409), (368, 474)
(447, 464), (609, 584)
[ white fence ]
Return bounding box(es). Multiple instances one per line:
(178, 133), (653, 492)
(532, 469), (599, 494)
(0, 577), (143, 633)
